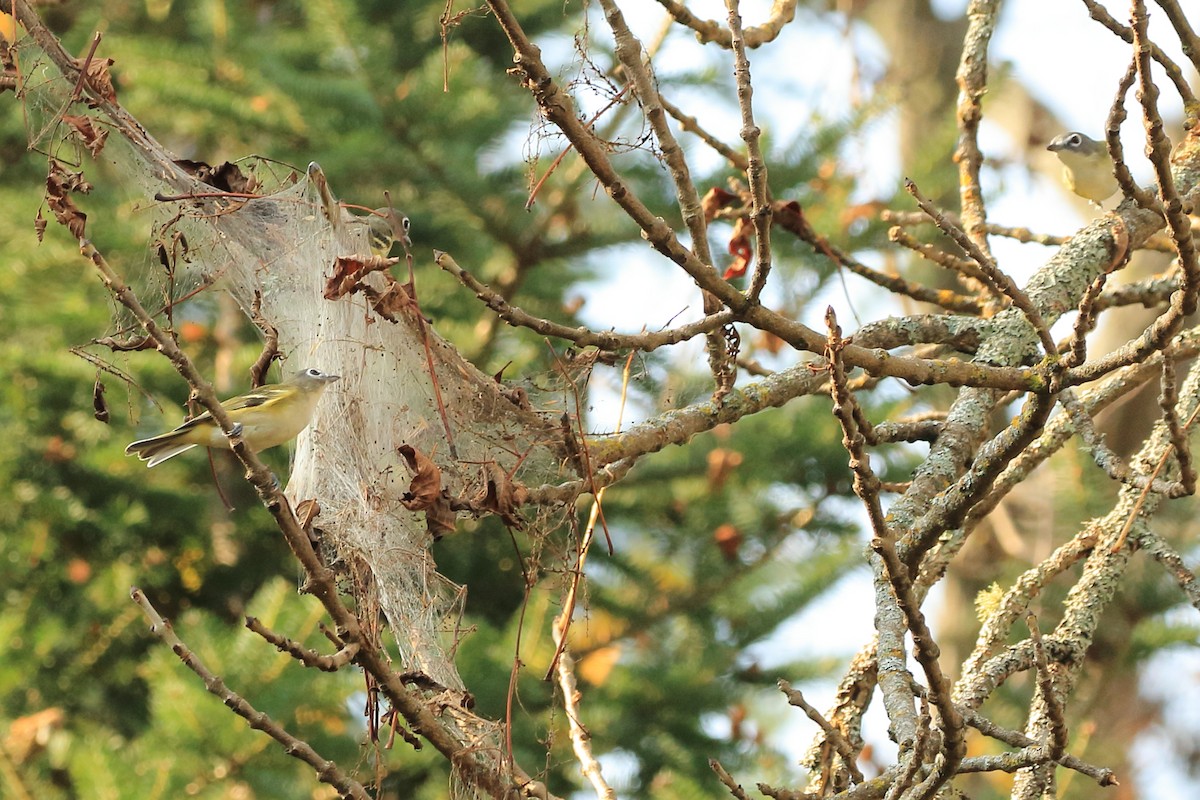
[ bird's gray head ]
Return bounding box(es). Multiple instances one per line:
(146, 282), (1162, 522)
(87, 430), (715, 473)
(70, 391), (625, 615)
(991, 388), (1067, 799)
(371, 207), (412, 249)
(292, 368), (341, 388)
(1047, 131), (1105, 156)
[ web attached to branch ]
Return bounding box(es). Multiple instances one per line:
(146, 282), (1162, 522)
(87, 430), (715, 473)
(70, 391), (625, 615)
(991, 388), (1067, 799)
(18, 33), (572, 789)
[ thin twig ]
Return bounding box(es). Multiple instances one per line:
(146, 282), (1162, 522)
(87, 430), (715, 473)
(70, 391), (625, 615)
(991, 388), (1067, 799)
(960, 709), (1117, 785)
(248, 290), (280, 388)
(245, 616), (360, 673)
(905, 179), (1057, 357)
(1080, 0), (1197, 106)
(597, 0), (737, 393)
(1026, 614), (1067, 763)
(1105, 59), (1159, 211)
(660, 95), (749, 171)
(436, 251), (735, 353)
(777, 201), (984, 315)
(1153, 0), (1200, 76)
(710, 759), (752, 800)
(1138, 531), (1200, 612)
(131, 588), (373, 800)
(1133, 0), (1200, 316)
(552, 619), (617, 800)
(952, 0), (1001, 264)
(778, 680), (864, 784)
(725, 0), (774, 302)
(1158, 355), (1196, 493)
(652, 0), (798, 49)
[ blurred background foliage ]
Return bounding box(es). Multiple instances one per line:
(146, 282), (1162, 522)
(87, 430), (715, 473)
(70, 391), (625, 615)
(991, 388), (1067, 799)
(2, 1), (1195, 799)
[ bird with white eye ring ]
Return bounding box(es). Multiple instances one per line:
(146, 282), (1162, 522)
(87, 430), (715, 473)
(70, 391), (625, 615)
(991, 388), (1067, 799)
(366, 207), (412, 257)
(1046, 131), (1120, 206)
(125, 368), (340, 467)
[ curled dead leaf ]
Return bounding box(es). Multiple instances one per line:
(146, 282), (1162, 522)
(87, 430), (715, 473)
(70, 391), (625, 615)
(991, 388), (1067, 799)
(398, 444), (443, 510)
(174, 159), (258, 194)
(325, 256), (416, 322)
(701, 186), (737, 221)
(398, 444), (457, 539)
(295, 499), (321, 529)
(45, 163), (88, 240)
(724, 216), (753, 280)
(479, 463), (528, 529)
(62, 114), (108, 157)
(92, 379), (109, 423)
(83, 56), (117, 103)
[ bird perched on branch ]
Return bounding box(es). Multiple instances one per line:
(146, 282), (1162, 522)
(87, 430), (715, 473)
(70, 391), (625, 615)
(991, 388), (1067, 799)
(367, 206), (412, 257)
(1046, 131), (1119, 205)
(125, 368), (340, 467)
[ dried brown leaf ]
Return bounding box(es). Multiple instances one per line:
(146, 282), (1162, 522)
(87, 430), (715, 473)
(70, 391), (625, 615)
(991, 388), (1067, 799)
(398, 444), (443, 511)
(701, 186), (737, 222)
(173, 159), (256, 193)
(84, 57), (117, 103)
(92, 379), (109, 423)
(323, 257), (367, 300)
(724, 216), (753, 280)
(424, 498), (457, 540)
(479, 463), (528, 529)
(367, 279), (417, 319)
(62, 114), (108, 157)
(296, 499), (321, 530)
(46, 163), (88, 240)
(398, 445), (457, 539)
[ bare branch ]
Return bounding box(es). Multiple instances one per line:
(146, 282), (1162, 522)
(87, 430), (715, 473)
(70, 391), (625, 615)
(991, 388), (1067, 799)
(1080, 0), (1197, 105)
(778, 680), (864, 784)
(653, 0), (798, 49)
(953, 0), (1001, 263)
(131, 589), (373, 800)
(552, 620), (616, 800)
(245, 615), (360, 673)
(436, 250), (735, 353)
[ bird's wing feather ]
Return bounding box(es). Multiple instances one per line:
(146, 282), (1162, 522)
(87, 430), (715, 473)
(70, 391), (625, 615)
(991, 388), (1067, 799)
(171, 384), (289, 432)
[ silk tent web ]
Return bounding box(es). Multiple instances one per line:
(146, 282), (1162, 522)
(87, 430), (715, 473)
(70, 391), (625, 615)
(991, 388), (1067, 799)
(16, 28), (573, 788)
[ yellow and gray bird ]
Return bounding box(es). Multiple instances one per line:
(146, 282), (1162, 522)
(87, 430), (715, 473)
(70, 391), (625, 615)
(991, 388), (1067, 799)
(1046, 131), (1119, 205)
(125, 368), (340, 467)
(366, 207), (412, 257)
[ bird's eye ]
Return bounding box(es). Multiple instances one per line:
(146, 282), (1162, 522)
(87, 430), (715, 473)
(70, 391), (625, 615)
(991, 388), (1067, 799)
(402, 217), (411, 232)
(1068, 133), (1082, 146)
(306, 368), (320, 377)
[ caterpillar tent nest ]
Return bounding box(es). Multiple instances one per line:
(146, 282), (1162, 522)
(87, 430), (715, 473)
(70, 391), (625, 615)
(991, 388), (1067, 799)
(16, 19), (577, 780)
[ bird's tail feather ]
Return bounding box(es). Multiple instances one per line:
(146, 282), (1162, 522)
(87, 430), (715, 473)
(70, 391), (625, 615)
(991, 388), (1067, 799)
(125, 433), (198, 468)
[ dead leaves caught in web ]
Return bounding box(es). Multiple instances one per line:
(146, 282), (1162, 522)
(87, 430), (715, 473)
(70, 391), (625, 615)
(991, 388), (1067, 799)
(324, 256), (417, 322)
(398, 444), (456, 540)
(62, 114), (108, 157)
(45, 160), (91, 240)
(173, 159), (258, 194)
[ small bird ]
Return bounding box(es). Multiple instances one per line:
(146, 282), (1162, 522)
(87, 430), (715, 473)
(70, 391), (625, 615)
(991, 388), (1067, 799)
(367, 206), (411, 257)
(125, 368), (340, 467)
(1046, 131), (1119, 205)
